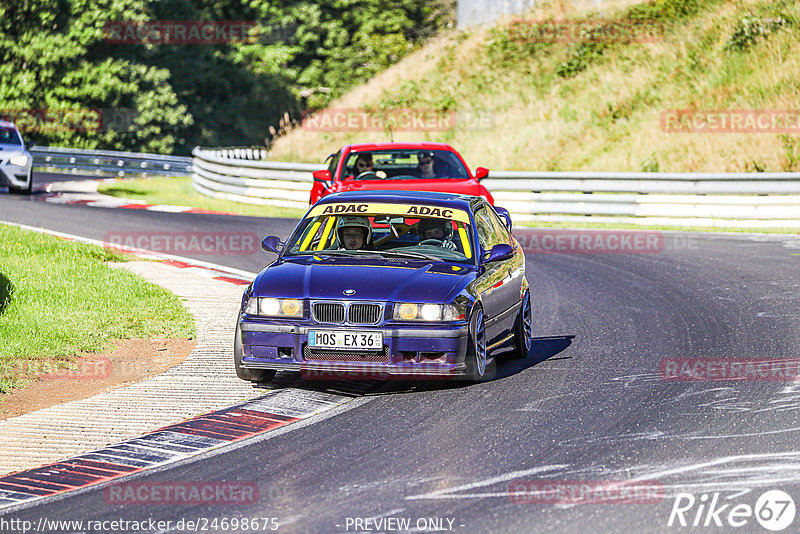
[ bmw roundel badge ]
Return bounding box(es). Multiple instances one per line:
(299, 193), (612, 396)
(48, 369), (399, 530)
(343, 289), (356, 296)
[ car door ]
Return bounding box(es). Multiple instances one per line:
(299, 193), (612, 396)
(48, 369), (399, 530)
(484, 206), (525, 335)
(473, 205), (520, 347)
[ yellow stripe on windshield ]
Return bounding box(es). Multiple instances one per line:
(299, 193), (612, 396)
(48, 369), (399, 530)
(316, 216), (335, 250)
(299, 220), (322, 251)
(308, 202), (470, 224)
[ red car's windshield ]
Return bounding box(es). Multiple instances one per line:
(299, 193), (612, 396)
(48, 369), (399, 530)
(343, 149), (469, 180)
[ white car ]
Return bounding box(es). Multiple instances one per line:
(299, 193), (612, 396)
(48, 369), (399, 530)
(0, 120), (33, 194)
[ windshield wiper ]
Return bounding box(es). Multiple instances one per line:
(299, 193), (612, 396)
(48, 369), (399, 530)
(375, 249), (441, 261)
(310, 250), (382, 258)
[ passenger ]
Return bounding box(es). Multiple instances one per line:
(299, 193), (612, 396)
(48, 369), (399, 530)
(417, 218), (457, 250)
(416, 151), (436, 178)
(336, 216), (373, 250)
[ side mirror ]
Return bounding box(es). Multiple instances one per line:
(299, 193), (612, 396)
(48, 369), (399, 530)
(483, 243), (514, 263)
(312, 170), (332, 183)
(494, 206), (513, 231)
(474, 167), (489, 181)
(261, 236), (285, 254)
(26, 141), (36, 149)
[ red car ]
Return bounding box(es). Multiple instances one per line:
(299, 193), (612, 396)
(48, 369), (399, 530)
(309, 142), (494, 205)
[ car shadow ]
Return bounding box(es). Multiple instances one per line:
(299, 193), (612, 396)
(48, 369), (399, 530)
(0, 273), (12, 318)
(493, 334), (575, 380)
(256, 334), (575, 396)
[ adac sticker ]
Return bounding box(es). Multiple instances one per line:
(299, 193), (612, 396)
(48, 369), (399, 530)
(308, 202), (470, 224)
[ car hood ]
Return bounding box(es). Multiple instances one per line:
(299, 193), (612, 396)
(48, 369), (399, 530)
(254, 257), (472, 303)
(0, 143), (27, 156)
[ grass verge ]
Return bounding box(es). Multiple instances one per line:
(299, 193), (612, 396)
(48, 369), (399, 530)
(0, 224), (196, 394)
(98, 175), (307, 219)
(269, 0), (800, 173)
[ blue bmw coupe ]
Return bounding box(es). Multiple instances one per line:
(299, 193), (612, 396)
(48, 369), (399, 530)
(235, 190), (531, 383)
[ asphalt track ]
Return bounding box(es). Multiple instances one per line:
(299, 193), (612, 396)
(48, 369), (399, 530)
(2, 174), (800, 532)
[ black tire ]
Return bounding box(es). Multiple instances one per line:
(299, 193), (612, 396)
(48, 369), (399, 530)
(510, 290), (532, 359)
(463, 305), (495, 383)
(234, 317), (276, 383)
(9, 178), (32, 195)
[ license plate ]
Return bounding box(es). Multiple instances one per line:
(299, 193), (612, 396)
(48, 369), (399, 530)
(308, 330), (383, 350)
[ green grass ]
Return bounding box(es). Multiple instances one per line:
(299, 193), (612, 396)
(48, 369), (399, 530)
(98, 176), (307, 219)
(0, 224), (196, 394)
(270, 0), (800, 173)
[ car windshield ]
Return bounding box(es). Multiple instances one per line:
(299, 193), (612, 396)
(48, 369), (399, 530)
(285, 201), (475, 263)
(0, 126), (22, 145)
(342, 149), (469, 180)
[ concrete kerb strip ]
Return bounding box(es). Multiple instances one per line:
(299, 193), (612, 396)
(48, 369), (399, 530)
(0, 261), (261, 473)
(0, 223), (362, 510)
(0, 221), (261, 476)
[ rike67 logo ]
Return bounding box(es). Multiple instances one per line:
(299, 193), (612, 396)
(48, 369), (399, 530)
(668, 490), (795, 531)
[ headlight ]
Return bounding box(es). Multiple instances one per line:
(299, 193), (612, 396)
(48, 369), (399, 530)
(9, 155), (28, 167)
(393, 303), (463, 322)
(244, 297), (303, 317)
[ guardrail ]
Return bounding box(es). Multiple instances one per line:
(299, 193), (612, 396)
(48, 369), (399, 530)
(192, 147), (321, 209)
(32, 146), (191, 178)
(192, 147), (800, 227)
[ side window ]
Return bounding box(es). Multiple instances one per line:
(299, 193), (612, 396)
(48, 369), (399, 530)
(486, 207), (512, 245)
(474, 206), (511, 250)
(327, 151), (341, 177)
(474, 208), (495, 250)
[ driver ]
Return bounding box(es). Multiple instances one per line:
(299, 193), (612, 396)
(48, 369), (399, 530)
(336, 216), (373, 250)
(352, 154), (373, 177)
(417, 218), (457, 250)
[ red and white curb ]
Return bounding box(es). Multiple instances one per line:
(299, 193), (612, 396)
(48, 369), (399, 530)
(40, 180), (236, 216)
(0, 221), (381, 512)
(0, 389), (353, 509)
(40, 192), (235, 215)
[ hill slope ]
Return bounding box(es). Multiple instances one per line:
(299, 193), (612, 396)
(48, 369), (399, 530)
(269, 0), (800, 173)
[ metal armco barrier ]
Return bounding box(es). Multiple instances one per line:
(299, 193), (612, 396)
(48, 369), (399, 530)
(484, 171), (800, 228)
(193, 147), (800, 227)
(32, 146), (191, 178)
(192, 147), (322, 209)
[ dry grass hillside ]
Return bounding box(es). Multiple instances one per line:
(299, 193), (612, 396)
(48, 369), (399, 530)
(269, 0), (800, 173)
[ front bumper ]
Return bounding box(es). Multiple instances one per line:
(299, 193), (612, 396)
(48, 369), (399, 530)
(240, 320), (469, 378)
(0, 157), (32, 188)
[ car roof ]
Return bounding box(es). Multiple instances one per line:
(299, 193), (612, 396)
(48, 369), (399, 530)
(317, 190), (480, 212)
(0, 120), (18, 129)
(344, 142), (456, 152)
